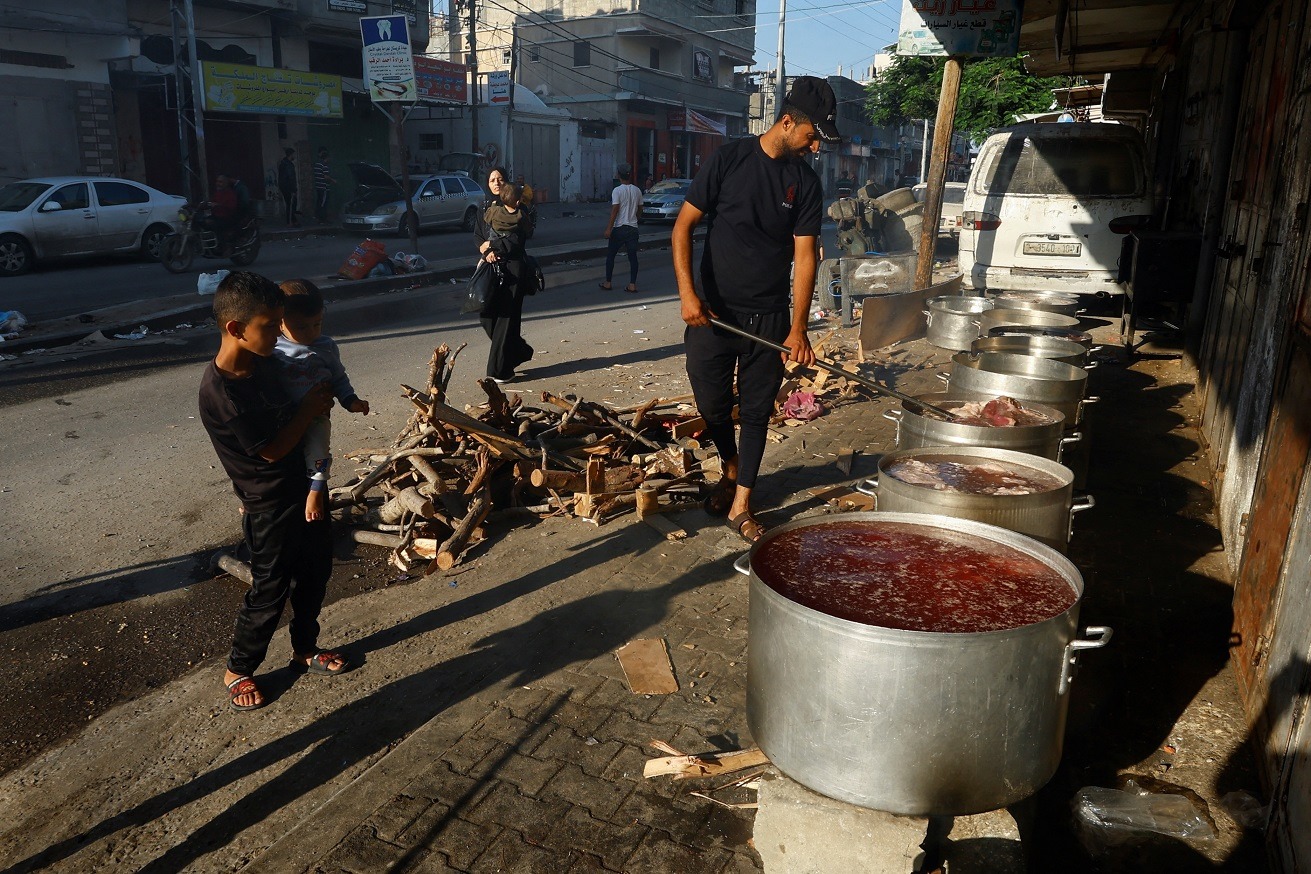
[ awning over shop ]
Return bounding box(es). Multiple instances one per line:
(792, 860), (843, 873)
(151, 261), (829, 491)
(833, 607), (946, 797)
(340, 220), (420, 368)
(1019, 0), (1187, 77)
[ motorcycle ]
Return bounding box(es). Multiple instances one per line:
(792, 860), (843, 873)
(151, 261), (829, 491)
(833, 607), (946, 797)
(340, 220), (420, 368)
(160, 202), (260, 274)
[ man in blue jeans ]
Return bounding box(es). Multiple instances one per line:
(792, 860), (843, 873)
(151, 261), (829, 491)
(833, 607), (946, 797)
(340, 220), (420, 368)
(600, 164), (642, 293)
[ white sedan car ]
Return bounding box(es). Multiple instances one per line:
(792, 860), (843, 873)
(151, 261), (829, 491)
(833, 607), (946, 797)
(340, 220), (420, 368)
(0, 176), (186, 277)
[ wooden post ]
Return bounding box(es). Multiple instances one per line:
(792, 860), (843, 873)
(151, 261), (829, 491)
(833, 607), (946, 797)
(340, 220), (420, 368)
(914, 56), (963, 291)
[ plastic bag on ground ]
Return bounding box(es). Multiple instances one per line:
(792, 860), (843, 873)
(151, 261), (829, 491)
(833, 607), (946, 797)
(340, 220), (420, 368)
(1073, 781), (1217, 852)
(0, 310), (27, 340)
(781, 390), (824, 421)
(1218, 790), (1268, 829)
(197, 270), (230, 295)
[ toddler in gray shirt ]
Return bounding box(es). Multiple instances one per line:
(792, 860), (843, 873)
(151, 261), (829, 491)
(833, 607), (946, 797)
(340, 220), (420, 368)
(274, 278), (369, 521)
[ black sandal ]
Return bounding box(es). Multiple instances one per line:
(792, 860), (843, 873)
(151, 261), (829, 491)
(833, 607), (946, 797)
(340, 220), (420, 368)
(703, 478), (736, 517)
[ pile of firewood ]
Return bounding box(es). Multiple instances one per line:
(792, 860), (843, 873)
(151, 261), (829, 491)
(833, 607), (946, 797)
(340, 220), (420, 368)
(331, 343), (713, 574)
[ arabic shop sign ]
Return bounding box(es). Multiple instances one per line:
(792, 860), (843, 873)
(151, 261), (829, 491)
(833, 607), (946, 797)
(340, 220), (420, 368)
(200, 62), (343, 117)
(361, 14), (417, 103)
(896, 0), (1023, 58)
(414, 56), (468, 104)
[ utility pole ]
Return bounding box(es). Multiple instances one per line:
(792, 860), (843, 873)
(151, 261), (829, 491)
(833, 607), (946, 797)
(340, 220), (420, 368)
(504, 26), (516, 175)
(774, 0), (787, 114)
(394, 103), (419, 253)
(170, 2), (192, 201)
(183, 0), (208, 201)
(467, 0), (479, 154)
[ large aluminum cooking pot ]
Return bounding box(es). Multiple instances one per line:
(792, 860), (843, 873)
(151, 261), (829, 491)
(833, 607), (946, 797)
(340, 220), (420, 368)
(925, 295), (992, 351)
(971, 334), (1098, 367)
(855, 446), (1095, 551)
(886, 393), (1082, 464)
(990, 291), (1082, 317)
(944, 352), (1097, 427)
(987, 324), (1097, 349)
(978, 308), (1080, 335)
(740, 512), (1112, 815)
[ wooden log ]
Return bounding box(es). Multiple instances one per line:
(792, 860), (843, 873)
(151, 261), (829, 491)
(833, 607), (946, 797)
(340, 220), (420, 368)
(531, 468), (586, 491)
(428, 400), (534, 460)
(214, 553), (253, 585)
(379, 487), (437, 523)
(432, 488), (491, 571)
(477, 377), (515, 426)
(350, 529), (404, 549)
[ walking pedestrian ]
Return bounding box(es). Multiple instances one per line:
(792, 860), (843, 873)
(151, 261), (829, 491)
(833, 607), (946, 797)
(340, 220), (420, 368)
(474, 182), (533, 383)
(600, 164), (641, 293)
(313, 148), (335, 224)
(671, 76), (839, 544)
(278, 148), (299, 227)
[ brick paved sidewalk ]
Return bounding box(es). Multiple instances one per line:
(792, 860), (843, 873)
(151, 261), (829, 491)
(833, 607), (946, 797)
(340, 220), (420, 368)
(248, 346), (917, 874)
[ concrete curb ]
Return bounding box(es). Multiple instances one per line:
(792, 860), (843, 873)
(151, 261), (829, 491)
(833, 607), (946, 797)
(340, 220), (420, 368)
(1, 232), (688, 356)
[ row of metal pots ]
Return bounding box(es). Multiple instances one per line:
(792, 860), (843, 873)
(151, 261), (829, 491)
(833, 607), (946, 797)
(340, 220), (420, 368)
(739, 292), (1111, 817)
(925, 291), (1096, 353)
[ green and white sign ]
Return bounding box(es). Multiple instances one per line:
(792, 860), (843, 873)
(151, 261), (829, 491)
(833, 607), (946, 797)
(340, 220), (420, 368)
(201, 62), (343, 117)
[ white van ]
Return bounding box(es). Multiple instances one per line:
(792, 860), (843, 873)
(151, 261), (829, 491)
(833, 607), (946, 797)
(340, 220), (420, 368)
(958, 122), (1152, 296)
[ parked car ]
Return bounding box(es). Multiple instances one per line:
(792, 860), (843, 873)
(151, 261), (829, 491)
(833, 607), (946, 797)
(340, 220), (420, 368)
(640, 178), (693, 223)
(911, 181), (967, 236)
(340, 163), (484, 236)
(958, 122), (1152, 296)
(0, 176), (185, 277)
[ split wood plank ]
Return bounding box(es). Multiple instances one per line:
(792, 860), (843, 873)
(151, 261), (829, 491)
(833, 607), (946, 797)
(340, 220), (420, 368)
(615, 639), (679, 694)
(643, 746), (771, 781)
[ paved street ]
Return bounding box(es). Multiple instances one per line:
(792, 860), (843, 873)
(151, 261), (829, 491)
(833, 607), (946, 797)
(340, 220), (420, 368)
(0, 203), (619, 322)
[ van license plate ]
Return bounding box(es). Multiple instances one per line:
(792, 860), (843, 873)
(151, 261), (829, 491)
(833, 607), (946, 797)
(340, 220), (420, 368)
(1024, 241), (1081, 256)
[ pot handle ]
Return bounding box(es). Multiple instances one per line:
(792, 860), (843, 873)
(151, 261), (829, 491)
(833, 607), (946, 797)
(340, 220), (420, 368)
(733, 553), (752, 577)
(882, 408), (905, 422)
(1058, 625), (1114, 695)
(854, 477), (879, 497)
(1082, 360), (1099, 371)
(1068, 494), (1096, 540)
(923, 309), (933, 325)
(1088, 345), (1104, 355)
(936, 371), (951, 384)
(1056, 430), (1083, 463)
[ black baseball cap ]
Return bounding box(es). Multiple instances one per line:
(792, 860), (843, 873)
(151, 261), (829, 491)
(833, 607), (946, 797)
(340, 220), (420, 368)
(785, 76), (841, 143)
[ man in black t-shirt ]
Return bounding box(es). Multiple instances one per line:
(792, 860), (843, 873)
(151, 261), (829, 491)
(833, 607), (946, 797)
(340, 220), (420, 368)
(673, 76), (840, 543)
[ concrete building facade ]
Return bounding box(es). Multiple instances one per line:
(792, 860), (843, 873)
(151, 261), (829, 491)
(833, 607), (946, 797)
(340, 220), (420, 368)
(444, 0), (756, 200)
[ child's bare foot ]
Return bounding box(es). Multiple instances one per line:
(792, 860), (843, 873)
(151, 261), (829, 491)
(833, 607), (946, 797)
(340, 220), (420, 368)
(306, 489), (326, 522)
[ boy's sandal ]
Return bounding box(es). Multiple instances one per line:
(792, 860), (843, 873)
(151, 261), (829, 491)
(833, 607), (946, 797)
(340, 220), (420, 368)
(728, 512), (767, 544)
(291, 651), (351, 676)
(227, 676), (265, 711)
(703, 478), (737, 517)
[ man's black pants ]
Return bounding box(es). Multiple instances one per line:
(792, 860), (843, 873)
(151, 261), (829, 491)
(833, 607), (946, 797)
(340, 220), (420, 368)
(605, 225), (639, 285)
(228, 502), (333, 676)
(281, 186), (298, 225)
(684, 309), (790, 490)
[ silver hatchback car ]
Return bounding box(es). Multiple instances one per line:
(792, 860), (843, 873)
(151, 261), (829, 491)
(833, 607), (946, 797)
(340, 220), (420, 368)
(340, 163), (485, 236)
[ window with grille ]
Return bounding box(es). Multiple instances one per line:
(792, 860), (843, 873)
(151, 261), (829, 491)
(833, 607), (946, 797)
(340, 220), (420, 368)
(419, 133), (444, 151)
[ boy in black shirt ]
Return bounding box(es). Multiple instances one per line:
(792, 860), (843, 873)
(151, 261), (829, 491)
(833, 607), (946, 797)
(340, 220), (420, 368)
(198, 271), (349, 711)
(673, 76), (839, 543)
